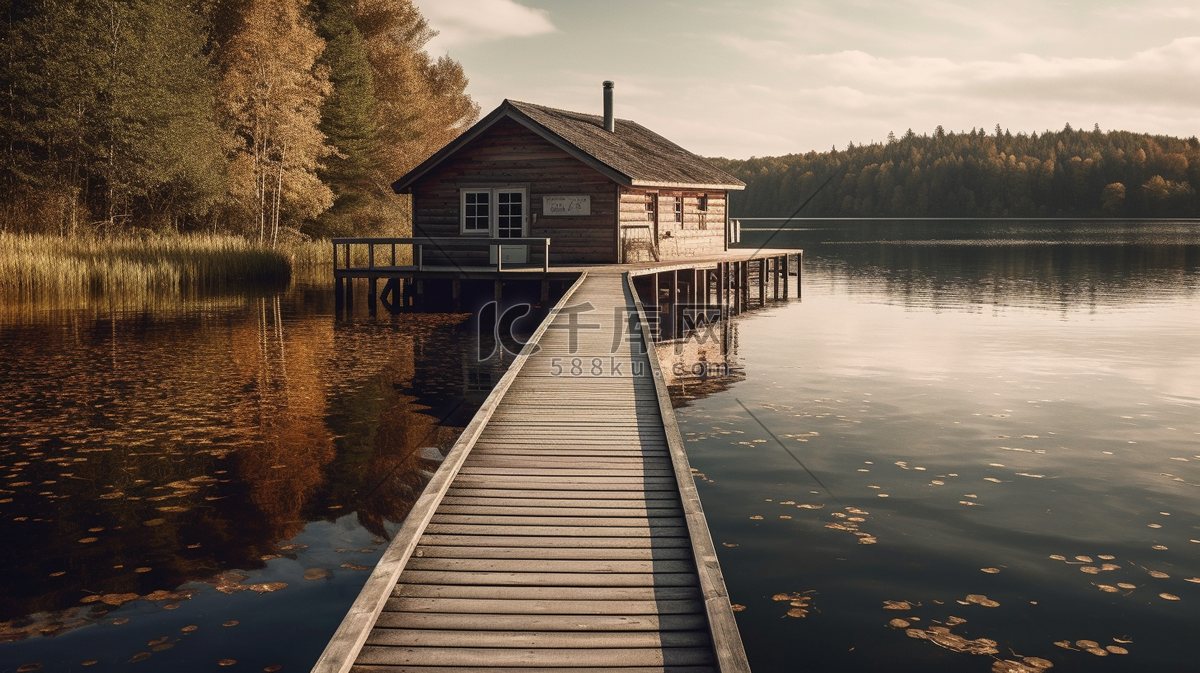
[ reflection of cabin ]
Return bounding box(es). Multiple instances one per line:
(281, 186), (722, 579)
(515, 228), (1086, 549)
(391, 83), (746, 265)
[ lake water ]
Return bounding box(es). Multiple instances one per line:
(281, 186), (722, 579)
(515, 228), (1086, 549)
(0, 286), (528, 672)
(1, 221), (1198, 673)
(675, 220), (1200, 672)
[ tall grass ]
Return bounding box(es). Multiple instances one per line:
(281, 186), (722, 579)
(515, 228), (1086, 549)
(0, 232), (297, 302)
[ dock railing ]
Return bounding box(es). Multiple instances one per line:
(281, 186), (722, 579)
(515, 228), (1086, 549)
(330, 237), (552, 273)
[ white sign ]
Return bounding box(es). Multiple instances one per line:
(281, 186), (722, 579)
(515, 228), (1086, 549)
(543, 195), (590, 216)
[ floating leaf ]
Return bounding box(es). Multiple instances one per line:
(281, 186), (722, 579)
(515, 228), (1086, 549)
(100, 593), (139, 606)
(1086, 647), (1109, 656)
(1053, 640), (1076, 650)
(984, 478), (1002, 483)
(181, 625), (198, 632)
(883, 600), (912, 610)
(218, 660), (236, 667)
(1117, 583), (1137, 589)
(779, 515), (792, 519)
(965, 594), (1000, 607)
(248, 583), (287, 593)
(1049, 555), (1066, 561)
(797, 504), (823, 509)
(130, 653), (151, 663)
(265, 666), (283, 672)
(1075, 556), (1093, 562)
(1080, 566), (1100, 574)
(1107, 646), (1129, 654)
(340, 563), (369, 571)
(77, 537), (98, 544)
(222, 621), (238, 627)
(981, 568), (1000, 574)
(1152, 545), (1168, 550)
(1022, 657), (1053, 669)
(721, 542), (739, 548)
(1149, 570), (1170, 579)
(112, 618), (129, 625)
(16, 664), (42, 672)
(1160, 593), (1181, 601)
(1097, 585), (1119, 593)
(134, 567), (152, 573)
(1076, 640), (1099, 648)
(303, 568), (332, 581)
(889, 618), (910, 628)
(1098, 554), (1115, 560)
(148, 637), (168, 646)
(749, 515), (763, 520)
(858, 536), (877, 545)
(142, 518), (165, 527)
(785, 607), (807, 618)
(730, 604), (746, 612)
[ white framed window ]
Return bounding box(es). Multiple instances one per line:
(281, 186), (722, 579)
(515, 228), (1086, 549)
(460, 187), (527, 236)
(461, 190), (491, 234)
(672, 196), (683, 226)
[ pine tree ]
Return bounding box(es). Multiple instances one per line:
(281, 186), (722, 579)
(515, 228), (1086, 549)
(310, 0), (377, 237)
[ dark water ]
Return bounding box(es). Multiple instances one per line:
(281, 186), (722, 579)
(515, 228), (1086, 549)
(672, 221), (1200, 671)
(0, 285), (532, 673)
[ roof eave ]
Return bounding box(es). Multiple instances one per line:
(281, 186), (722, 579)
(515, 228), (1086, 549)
(629, 180), (746, 191)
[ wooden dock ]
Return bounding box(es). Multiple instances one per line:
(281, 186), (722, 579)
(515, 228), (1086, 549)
(313, 255), (798, 673)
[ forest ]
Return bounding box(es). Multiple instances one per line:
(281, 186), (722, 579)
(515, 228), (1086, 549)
(0, 0), (477, 243)
(711, 125), (1200, 219)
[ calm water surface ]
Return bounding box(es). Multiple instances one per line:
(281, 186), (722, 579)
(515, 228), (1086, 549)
(0, 285), (533, 672)
(674, 222), (1200, 671)
(3, 222), (1199, 672)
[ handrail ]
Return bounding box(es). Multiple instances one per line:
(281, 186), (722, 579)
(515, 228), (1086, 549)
(330, 237), (552, 273)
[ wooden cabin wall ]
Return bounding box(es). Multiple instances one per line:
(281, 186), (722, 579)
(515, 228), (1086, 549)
(410, 118), (618, 265)
(619, 189), (727, 263)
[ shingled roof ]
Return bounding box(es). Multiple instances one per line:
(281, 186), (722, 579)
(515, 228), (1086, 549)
(391, 99), (745, 193)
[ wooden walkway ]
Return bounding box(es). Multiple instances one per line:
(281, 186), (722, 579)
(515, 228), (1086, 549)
(314, 269), (748, 673)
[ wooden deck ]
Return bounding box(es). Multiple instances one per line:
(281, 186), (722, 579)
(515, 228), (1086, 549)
(313, 268), (751, 673)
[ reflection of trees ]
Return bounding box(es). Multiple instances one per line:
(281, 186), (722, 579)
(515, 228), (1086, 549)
(0, 293), (493, 627)
(810, 243), (1200, 311)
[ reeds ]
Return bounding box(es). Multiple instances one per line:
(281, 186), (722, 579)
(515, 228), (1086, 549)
(0, 232), (296, 301)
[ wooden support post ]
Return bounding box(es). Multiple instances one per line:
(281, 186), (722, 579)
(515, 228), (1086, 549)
(652, 272), (661, 337)
(758, 258), (766, 304)
(494, 280), (503, 302)
(415, 279), (424, 310)
(452, 279), (462, 312)
(368, 277), (378, 316)
(368, 244), (374, 270)
(670, 270), (679, 339)
(391, 243), (396, 267)
(345, 277), (354, 312)
(335, 276), (345, 313)
(773, 256), (781, 299)
(782, 254), (790, 299)
(541, 280), (550, 302)
(721, 262), (729, 311)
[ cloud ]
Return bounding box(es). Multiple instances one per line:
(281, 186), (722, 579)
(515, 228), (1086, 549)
(418, 0), (555, 50)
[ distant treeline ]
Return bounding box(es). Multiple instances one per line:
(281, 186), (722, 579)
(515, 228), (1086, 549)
(711, 125), (1200, 218)
(0, 0), (477, 241)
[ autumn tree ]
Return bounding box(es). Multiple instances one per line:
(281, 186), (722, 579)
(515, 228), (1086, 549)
(211, 0), (332, 244)
(355, 0), (478, 188)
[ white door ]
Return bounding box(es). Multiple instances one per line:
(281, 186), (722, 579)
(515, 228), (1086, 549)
(490, 189), (528, 264)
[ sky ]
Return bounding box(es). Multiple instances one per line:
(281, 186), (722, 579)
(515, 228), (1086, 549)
(414, 0), (1200, 159)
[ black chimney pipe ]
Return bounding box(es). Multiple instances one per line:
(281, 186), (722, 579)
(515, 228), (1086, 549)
(603, 81), (614, 132)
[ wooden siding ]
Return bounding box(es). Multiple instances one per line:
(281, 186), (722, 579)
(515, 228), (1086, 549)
(411, 118), (619, 265)
(619, 189), (727, 263)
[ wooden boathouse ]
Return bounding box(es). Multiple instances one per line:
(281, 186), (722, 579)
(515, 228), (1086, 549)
(317, 84), (801, 672)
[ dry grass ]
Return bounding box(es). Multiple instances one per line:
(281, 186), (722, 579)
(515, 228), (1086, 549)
(0, 232), (297, 301)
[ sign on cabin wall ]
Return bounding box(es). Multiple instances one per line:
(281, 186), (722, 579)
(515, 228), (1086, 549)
(542, 195), (590, 216)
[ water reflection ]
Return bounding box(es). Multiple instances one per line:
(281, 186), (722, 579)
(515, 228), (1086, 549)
(681, 222), (1200, 672)
(742, 220), (1200, 311)
(0, 285), (506, 668)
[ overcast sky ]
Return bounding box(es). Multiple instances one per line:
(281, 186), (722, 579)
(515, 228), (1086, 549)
(415, 0), (1200, 159)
